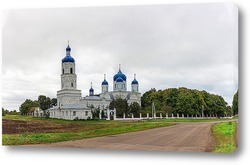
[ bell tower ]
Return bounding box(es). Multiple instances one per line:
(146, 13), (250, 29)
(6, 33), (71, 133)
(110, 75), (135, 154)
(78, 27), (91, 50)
(57, 42), (82, 106)
(61, 42), (77, 90)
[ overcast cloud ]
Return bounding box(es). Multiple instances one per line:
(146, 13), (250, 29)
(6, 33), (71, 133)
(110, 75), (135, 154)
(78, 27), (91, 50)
(2, 3), (238, 111)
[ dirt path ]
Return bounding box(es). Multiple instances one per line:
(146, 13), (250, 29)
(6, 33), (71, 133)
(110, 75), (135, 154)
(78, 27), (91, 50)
(31, 122), (216, 152)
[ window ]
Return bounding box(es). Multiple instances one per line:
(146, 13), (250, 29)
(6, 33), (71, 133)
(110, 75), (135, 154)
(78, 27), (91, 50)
(62, 111), (64, 116)
(85, 111), (88, 116)
(73, 111), (76, 116)
(71, 83), (73, 87)
(70, 68), (73, 74)
(62, 69), (64, 74)
(66, 111), (68, 116)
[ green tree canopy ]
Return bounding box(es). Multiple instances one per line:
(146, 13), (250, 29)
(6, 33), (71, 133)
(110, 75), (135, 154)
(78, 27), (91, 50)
(141, 87), (229, 117)
(19, 99), (39, 115)
(129, 102), (141, 117)
(232, 90), (238, 115)
(109, 98), (129, 117)
(38, 95), (53, 110)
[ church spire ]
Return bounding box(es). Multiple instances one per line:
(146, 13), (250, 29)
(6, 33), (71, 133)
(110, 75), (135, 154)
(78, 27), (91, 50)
(66, 41), (71, 55)
(89, 82), (94, 96)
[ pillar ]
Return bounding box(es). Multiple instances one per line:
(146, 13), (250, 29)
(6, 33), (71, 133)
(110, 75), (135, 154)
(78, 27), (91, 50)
(99, 110), (102, 119)
(114, 108), (116, 120)
(147, 113), (149, 119)
(160, 113), (162, 118)
(107, 109), (110, 120)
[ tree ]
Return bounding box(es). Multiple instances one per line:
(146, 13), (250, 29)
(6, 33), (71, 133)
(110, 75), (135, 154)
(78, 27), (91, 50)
(232, 90), (238, 115)
(38, 95), (47, 110)
(51, 98), (57, 107)
(19, 99), (34, 115)
(109, 98), (129, 117)
(129, 102), (141, 117)
(38, 95), (52, 110)
(2, 108), (6, 116)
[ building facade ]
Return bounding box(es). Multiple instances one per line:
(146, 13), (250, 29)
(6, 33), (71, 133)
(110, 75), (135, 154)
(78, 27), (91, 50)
(48, 44), (141, 120)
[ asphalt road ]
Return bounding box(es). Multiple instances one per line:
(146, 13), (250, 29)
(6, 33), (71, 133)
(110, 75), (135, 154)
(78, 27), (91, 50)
(33, 122), (216, 152)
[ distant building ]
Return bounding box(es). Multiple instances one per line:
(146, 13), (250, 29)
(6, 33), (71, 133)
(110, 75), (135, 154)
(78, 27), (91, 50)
(48, 43), (141, 120)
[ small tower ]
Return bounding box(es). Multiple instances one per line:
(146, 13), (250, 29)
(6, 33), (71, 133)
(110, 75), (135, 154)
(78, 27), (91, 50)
(113, 64), (127, 91)
(102, 74), (109, 93)
(89, 82), (94, 96)
(131, 74), (139, 92)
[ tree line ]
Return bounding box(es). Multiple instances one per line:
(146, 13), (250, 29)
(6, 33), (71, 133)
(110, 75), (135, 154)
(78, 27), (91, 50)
(19, 95), (57, 115)
(2, 108), (19, 116)
(141, 87), (238, 117)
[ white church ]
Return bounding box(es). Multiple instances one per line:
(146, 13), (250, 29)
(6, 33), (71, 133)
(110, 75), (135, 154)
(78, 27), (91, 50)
(48, 43), (141, 120)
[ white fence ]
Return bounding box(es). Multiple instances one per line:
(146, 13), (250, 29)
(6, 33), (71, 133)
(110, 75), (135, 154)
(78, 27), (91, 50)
(105, 110), (232, 120)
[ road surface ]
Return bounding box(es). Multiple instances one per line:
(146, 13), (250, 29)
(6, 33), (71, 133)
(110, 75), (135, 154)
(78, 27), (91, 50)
(31, 122), (216, 152)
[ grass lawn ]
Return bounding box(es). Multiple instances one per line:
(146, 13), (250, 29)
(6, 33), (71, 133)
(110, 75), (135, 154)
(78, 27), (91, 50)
(212, 121), (237, 153)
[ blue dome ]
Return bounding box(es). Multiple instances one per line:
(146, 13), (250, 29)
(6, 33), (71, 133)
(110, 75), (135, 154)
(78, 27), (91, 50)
(116, 77), (124, 82)
(62, 44), (75, 63)
(102, 79), (108, 85)
(62, 55), (75, 63)
(132, 79), (138, 84)
(66, 45), (71, 51)
(113, 70), (126, 81)
(89, 87), (94, 92)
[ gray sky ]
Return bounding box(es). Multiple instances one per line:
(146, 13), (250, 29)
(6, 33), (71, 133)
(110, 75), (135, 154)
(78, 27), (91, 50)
(2, 3), (238, 111)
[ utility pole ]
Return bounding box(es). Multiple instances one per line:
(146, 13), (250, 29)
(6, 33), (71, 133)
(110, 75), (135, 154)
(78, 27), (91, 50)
(152, 100), (155, 119)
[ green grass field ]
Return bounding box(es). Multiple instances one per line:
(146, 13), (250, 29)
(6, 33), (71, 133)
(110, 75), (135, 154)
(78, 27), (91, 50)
(212, 121), (237, 153)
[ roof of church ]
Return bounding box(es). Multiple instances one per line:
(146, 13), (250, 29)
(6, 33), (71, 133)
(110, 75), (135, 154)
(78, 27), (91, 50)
(62, 55), (75, 63)
(49, 103), (89, 110)
(116, 77), (124, 82)
(62, 44), (75, 63)
(113, 69), (126, 81)
(102, 79), (108, 85)
(85, 95), (102, 100)
(132, 79), (138, 84)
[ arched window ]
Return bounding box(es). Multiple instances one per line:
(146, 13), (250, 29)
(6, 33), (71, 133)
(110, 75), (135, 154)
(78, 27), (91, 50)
(70, 68), (73, 74)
